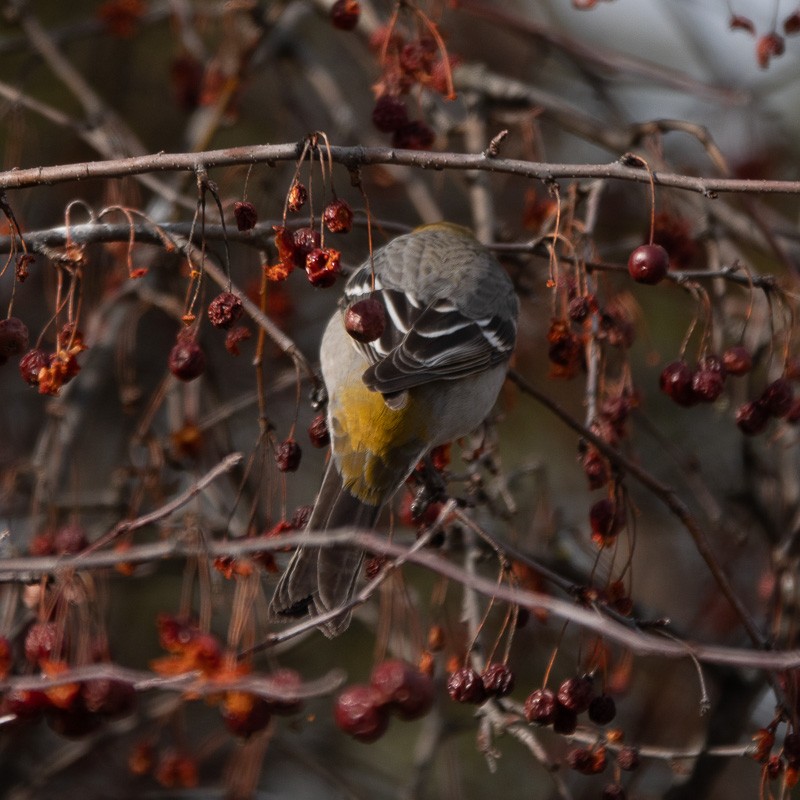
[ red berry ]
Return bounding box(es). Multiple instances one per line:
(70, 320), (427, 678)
(372, 94), (410, 133)
(221, 692), (271, 738)
(168, 337), (206, 381)
(82, 679), (136, 717)
(568, 295), (593, 322)
(233, 201), (258, 231)
(290, 505), (313, 529)
(616, 745), (640, 771)
(582, 448), (609, 489)
(0, 317), (29, 364)
(305, 247), (342, 288)
(308, 413), (330, 448)
(523, 687), (556, 724)
(208, 292), (243, 329)
(627, 244), (669, 285)
(736, 401), (769, 435)
(723, 345), (752, 376)
(344, 297), (386, 343)
(292, 227), (321, 268)
(24, 621), (62, 664)
(287, 181), (307, 213)
(588, 693), (616, 725)
(330, 0), (360, 30)
(589, 498), (623, 546)
(265, 668), (304, 715)
(660, 360), (696, 406)
(334, 684), (388, 742)
(323, 199), (354, 234)
(446, 666), (486, 704)
(691, 368), (725, 403)
(370, 659), (434, 720)
(275, 438), (302, 472)
(19, 348), (48, 385)
(760, 378), (794, 417)
(481, 663), (515, 698)
(557, 675), (594, 713)
(54, 523), (88, 554)
(4, 688), (51, 718)
(567, 746), (606, 774)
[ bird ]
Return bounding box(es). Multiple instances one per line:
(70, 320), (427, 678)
(270, 222), (519, 636)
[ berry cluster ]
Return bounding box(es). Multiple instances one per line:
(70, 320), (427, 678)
(334, 659), (434, 742)
(446, 662), (515, 705)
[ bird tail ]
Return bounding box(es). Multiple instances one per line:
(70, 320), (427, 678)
(270, 460), (380, 638)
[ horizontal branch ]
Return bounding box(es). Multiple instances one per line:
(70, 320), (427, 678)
(3, 141), (800, 196)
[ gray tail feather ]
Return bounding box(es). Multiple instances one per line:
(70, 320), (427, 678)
(270, 461), (379, 638)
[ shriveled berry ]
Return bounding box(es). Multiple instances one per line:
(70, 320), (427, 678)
(233, 201), (258, 231)
(82, 678), (136, 717)
(275, 439), (302, 472)
(590, 498), (623, 546)
(723, 345), (752, 376)
(660, 360), (696, 406)
(567, 746), (606, 774)
(19, 348), (48, 385)
(330, 0), (360, 30)
(392, 120), (435, 150)
(552, 702), (578, 734)
(691, 369), (725, 403)
(323, 199), (354, 234)
(292, 227), (321, 268)
(736, 401), (769, 435)
(168, 338), (206, 381)
(4, 688), (50, 718)
(208, 292), (243, 329)
(447, 666), (486, 704)
(588, 693), (616, 725)
(557, 675), (594, 713)
(221, 692), (271, 737)
(334, 684), (388, 742)
(760, 378), (794, 417)
(265, 668), (304, 715)
(345, 297), (386, 343)
(582, 449), (609, 489)
(54, 523), (88, 554)
(602, 784), (627, 800)
(0, 317), (29, 364)
(372, 94), (410, 133)
(481, 663), (515, 698)
(568, 295), (593, 322)
(617, 745), (640, 771)
(291, 505), (313, 529)
(308, 413), (330, 448)
(523, 687), (556, 724)
(25, 621), (62, 664)
(305, 247), (342, 288)
(287, 181), (307, 213)
(627, 244), (669, 285)
(370, 659), (434, 720)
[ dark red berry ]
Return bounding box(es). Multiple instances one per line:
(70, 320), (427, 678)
(168, 338), (206, 381)
(523, 687), (556, 724)
(292, 227), (321, 268)
(446, 667), (486, 704)
(392, 120), (435, 150)
(370, 659), (434, 720)
(588, 693), (616, 725)
(308, 413), (330, 448)
(344, 297), (386, 343)
(552, 702), (578, 734)
(481, 663), (515, 698)
(233, 201), (258, 231)
(275, 439), (302, 472)
(617, 745), (640, 771)
(372, 94), (410, 133)
(290, 505), (313, 529)
(0, 317), (29, 364)
(590, 498), (623, 546)
(265, 668), (304, 715)
(557, 675), (594, 713)
(221, 693), (271, 737)
(46, 706), (102, 738)
(54, 523), (88, 554)
(566, 747), (594, 773)
(660, 360), (696, 406)
(330, 0), (360, 30)
(305, 247), (342, 288)
(24, 621), (62, 664)
(568, 295), (594, 322)
(760, 378), (794, 417)
(736, 401), (769, 435)
(225, 326), (251, 355)
(334, 684), (388, 742)
(723, 345), (752, 376)
(784, 732), (800, 767)
(602, 784), (627, 800)
(691, 369), (725, 403)
(287, 181), (307, 213)
(208, 292), (243, 329)
(323, 199), (354, 234)
(19, 348), (48, 385)
(4, 688), (50, 718)
(627, 244), (669, 285)
(582, 449), (609, 489)
(82, 679), (136, 717)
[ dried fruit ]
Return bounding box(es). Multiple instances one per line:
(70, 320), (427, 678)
(305, 247), (342, 288)
(224, 326), (251, 355)
(275, 438), (302, 472)
(481, 663), (515, 698)
(557, 675), (594, 713)
(82, 678), (136, 717)
(736, 401), (769, 436)
(660, 360), (696, 406)
(722, 345), (752, 376)
(523, 687), (556, 724)
(627, 244), (669, 285)
(330, 0), (360, 30)
(0, 317), (29, 364)
(54, 523), (88, 554)
(344, 297), (386, 342)
(265, 668), (304, 715)
(370, 659), (434, 720)
(590, 498), (623, 546)
(617, 745), (640, 771)
(292, 227), (321, 267)
(287, 181), (307, 213)
(19, 348), (48, 385)
(446, 666), (486, 704)
(221, 692), (271, 737)
(168, 337), (206, 382)
(691, 368), (725, 403)
(323, 199), (354, 234)
(372, 95), (410, 133)
(334, 684), (388, 742)
(208, 292), (243, 329)
(233, 201), (258, 231)
(308, 413), (331, 448)
(588, 693), (616, 725)
(25, 621), (63, 665)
